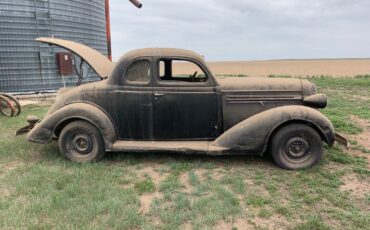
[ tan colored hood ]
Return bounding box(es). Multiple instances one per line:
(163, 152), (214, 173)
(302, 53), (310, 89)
(36, 37), (115, 79)
(216, 77), (302, 91)
(216, 77), (317, 97)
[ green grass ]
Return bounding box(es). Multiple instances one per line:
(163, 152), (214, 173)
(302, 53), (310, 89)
(0, 77), (369, 229)
(294, 216), (331, 230)
(135, 179), (156, 194)
(312, 76), (370, 134)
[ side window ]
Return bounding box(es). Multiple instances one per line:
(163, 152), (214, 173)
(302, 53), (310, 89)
(124, 60), (151, 83)
(159, 60), (207, 83)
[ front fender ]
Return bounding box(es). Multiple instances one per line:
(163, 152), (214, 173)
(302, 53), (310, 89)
(27, 103), (117, 150)
(212, 105), (335, 155)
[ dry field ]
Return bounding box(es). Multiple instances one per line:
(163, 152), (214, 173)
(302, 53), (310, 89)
(174, 59), (370, 77)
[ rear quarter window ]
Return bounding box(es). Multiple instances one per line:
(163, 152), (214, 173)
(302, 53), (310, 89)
(124, 60), (151, 83)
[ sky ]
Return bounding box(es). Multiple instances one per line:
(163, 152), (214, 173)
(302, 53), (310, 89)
(110, 0), (370, 61)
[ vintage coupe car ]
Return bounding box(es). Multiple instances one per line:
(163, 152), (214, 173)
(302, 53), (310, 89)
(18, 38), (348, 169)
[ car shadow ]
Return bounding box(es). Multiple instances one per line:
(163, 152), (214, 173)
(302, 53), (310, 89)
(39, 143), (277, 169)
(103, 151), (277, 169)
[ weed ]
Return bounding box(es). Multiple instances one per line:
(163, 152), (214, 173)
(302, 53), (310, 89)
(245, 195), (270, 207)
(134, 179), (155, 194)
(294, 216), (331, 230)
(258, 208), (273, 218)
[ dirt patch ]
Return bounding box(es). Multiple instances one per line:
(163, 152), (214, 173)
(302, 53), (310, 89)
(120, 164), (168, 190)
(0, 161), (22, 179)
(0, 187), (12, 197)
(244, 178), (254, 186)
(137, 165), (167, 215)
(19, 100), (39, 106)
(340, 174), (370, 199)
(348, 149), (370, 169)
(252, 214), (290, 230)
(214, 214), (289, 230)
(119, 183), (131, 190)
(138, 164), (167, 186)
(323, 161), (344, 171)
(150, 217), (162, 228)
(193, 168), (207, 181)
(350, 95), (370, 101)
(179, 173), (193, 193)
(363, 155), (370, 168)
(0, 162), (19, 196)
(2, 161), (22, 171)
(139, 191), (162, 215)
(211, 170), (225, 180)
(349, 115), (370, 150)
(215, 218), (254, 230)
(180, 222), (192, 230)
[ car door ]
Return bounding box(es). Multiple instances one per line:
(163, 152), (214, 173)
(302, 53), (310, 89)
(152, 58), (221, 140)
(112, 58), (154, 140)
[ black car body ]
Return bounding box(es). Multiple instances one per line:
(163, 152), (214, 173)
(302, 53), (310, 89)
(20, 38), (348, 169)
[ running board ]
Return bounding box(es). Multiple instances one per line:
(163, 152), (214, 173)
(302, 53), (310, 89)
(111, 141), (228, 153)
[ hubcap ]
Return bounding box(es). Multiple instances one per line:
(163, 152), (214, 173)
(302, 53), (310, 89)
(284, 137), (310, 159)
(69, 134), (92, 155)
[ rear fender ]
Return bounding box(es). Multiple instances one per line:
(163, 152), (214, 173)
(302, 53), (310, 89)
(27, 103), (116, 150)
(212, 105), (335, 155)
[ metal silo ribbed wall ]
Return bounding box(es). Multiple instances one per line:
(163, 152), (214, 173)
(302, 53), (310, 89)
(0, 0), (107, 93)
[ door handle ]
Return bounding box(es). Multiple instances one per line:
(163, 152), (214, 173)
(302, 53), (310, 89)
(154, 93), (164, 96)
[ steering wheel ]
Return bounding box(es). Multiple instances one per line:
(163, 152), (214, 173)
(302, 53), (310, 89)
(190, 71), (198, 82)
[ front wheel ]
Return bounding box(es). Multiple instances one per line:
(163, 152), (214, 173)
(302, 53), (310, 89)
(270, 124), (323, 170)
(58, 121), (105, 163)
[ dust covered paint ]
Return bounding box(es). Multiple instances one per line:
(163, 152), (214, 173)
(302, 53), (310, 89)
(18, 38), (347, 169)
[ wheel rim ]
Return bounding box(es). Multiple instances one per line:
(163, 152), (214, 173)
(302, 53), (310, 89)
(283, 137), (311, 162)
(9, 100), (20, 116)
(66, 132), (94, 156)
(1, 94), (21, 116)
(0, 98), (13, 117)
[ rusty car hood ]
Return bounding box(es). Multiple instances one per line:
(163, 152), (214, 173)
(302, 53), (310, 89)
(36, 37), (115, 79)
(216, 77), (316, 96)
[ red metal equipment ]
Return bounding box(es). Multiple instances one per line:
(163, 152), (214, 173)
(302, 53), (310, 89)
(105, 0), (112, 60)
(105, 0), (142, 61)
(56, 52), (74, 75)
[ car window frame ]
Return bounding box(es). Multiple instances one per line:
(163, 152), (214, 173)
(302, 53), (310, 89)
(154, 57), (215, 87)
(121, 57), (152, 86)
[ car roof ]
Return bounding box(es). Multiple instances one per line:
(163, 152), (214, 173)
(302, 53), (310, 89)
(120, 48), (205, 62)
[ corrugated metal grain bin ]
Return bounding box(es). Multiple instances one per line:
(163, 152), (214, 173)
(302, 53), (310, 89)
(0, 0), (108, 93)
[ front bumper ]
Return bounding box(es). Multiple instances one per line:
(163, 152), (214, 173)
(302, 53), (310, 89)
(334, 132), (350, 149)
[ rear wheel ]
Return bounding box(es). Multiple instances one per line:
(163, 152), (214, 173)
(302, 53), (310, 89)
(271, 124), (323, 170)
(58, 121), (105, 163)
